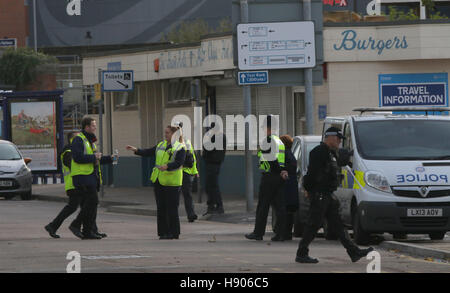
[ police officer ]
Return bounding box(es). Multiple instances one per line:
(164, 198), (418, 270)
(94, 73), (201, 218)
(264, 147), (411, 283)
(126, 125), (186, 239)
(245, 115), (289, 241)
(70, 117), (113, 240)
(45, 131), (80, 238)
(295, 127), (373, 263)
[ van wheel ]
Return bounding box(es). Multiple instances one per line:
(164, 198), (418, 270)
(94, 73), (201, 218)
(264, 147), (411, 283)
(429, 231), (446, 240)
(323, 220), (338, 240)
(352, 210), (371, 245)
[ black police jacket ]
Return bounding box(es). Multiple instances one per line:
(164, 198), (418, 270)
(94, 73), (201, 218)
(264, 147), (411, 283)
(302, 142), (340, 194)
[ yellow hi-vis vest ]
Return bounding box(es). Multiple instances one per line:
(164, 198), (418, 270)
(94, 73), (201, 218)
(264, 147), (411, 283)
(71, 132), (102, 185)
(150, 140), (184, 186)
(61, 148), (75, 191)
(257, 135), (286, 172)
(183, 139), (198, 175)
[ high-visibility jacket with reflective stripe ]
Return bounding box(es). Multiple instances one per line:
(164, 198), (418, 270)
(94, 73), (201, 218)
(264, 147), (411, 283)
(150, 140), (184, 186)
(71, 132), (102, 185)
(61, 149), (75, 191)
(257, 135), (285, 172)
(183, 139), (198, 175)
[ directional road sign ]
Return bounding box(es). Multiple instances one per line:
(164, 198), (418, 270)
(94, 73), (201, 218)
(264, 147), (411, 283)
(102, 70), (134, 92)
(237, 21), (316, 70)
(238, 71), (269, 85)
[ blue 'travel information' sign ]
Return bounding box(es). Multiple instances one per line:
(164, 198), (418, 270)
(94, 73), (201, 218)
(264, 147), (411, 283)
(379, 73), (448, 107)
(238, 71), (269, 85)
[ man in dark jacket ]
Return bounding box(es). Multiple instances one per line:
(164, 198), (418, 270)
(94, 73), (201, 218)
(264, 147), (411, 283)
(295, 127), (373, 263)
(69, 117), (114, 240)
(44, 131), (80, 238)
(203, 122), (227, 214)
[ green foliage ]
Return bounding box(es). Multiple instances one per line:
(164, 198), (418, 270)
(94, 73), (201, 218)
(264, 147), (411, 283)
(421, 0), (435, 11)
(388, 7), (420, 21)
(0, 48), (57, 89)
(161, 17), (232, 44)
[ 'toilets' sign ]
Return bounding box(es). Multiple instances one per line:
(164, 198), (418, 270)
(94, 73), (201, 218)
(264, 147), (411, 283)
(102, 70), (134, 92)
(379, 73), (448, 107)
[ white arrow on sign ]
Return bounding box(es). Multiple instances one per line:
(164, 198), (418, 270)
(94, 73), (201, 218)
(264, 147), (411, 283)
(240, 74), (247, 84)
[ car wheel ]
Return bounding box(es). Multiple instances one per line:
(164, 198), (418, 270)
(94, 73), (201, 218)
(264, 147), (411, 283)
(20, 190), (32, 201)
(4, 194), (14, 200)
(323, 219), (338, 240)
(429, 231), (446, 240)
(352, 209), (371, 245)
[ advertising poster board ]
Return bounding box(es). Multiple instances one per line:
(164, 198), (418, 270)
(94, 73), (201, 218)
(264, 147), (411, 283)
(9, 100), (58, 171)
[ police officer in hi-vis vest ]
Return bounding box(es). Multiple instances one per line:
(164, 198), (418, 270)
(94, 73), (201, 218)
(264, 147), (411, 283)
(45, 131), (80, 238)
(70, 117), (114, 240)
(245, 115), (290, 242)
(126, 125), (186, 239)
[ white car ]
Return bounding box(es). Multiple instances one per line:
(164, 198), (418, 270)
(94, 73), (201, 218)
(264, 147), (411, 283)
(0, 140), (33, 200)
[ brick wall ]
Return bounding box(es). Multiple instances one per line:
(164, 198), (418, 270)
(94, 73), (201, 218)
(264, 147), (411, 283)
(0, 0), (29, 47)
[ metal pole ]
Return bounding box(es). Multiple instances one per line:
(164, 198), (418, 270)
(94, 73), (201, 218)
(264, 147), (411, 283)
(241, 0), (254, 212)
(303, 0), (314, 135)
(194, 79), (203, 204)
(33, 0), (37, 52)
(98, 70), (104, 198)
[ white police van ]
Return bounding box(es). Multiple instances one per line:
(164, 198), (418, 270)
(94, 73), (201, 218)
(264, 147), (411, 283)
(324, 107), (450, 245)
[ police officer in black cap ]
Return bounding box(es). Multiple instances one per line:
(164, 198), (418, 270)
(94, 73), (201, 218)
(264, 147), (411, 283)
(295, 127), (374, 263)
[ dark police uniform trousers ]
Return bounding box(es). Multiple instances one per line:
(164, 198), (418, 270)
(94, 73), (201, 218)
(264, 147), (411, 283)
(297, 192), (358, 256)
(154, 180), (181, 237)
(181, 172), (196, 219)
(49, 189), (82, 231)
(254, 172), (287, 237)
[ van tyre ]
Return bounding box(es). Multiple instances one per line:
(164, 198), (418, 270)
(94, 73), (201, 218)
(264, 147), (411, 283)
(428, 231), (446, 240)
(352, 210), (371, 245)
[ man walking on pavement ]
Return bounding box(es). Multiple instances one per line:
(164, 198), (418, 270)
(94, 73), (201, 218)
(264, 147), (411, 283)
(296, 127), (373, 263)
(245, 115), (289, 241)
(69, 117), (114, 240)
(44, 131), (80, 238)
(203, 122), (226, 215)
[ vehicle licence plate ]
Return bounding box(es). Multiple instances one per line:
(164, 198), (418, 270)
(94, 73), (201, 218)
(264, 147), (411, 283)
(0, 181), (12, 187)
(407, 208), (442, 217)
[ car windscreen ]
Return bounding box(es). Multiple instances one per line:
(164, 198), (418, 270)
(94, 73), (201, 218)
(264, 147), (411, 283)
(0, 144), (22, 160)
(354, 119), (450, 160)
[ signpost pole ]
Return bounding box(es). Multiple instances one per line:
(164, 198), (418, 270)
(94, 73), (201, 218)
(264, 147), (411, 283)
(33, 0), (38, 52)
(98, 70), (104, 198)
(303, 0), (314, 134)
(240, 0), (254, 213)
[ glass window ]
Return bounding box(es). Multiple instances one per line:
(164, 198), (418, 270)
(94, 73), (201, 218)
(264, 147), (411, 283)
(354, 120), (450, 160)
(0, 144), (21, 160)
(168, 80), (191, 102)
(114, 86), (138, 110)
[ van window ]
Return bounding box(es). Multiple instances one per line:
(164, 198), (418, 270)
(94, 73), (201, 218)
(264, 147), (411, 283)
(343, 123), (353, 150)
(354, 120), (450, 160)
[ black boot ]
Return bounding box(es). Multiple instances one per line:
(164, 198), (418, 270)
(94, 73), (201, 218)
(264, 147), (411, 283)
(271, 234), (285, 242)
(295, 255), (319, 264)
(245, 232), (263, 241)
(45, 224), (60, 239)
(348, 247), (374, 263)
(69, 225), (84, 239)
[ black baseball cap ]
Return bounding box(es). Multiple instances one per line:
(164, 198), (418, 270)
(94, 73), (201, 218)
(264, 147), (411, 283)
(324, 127), (344, 139)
